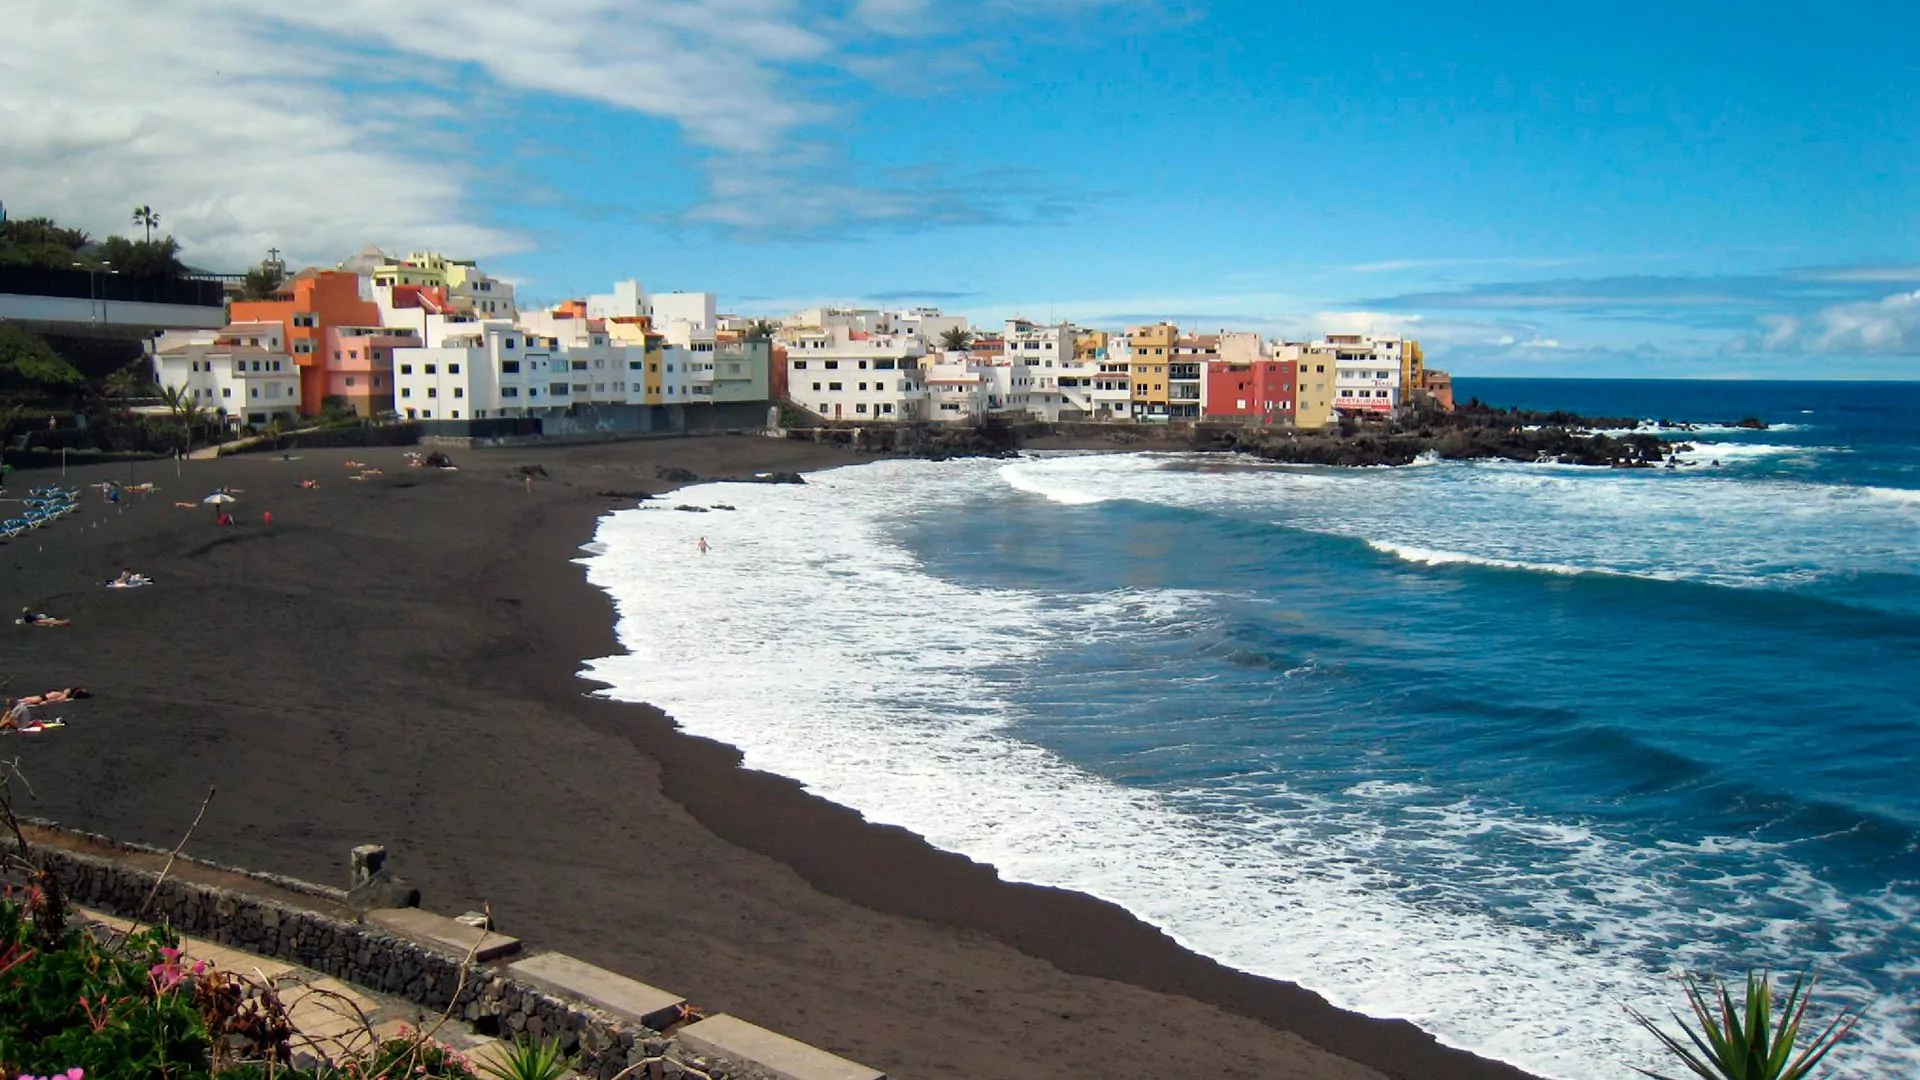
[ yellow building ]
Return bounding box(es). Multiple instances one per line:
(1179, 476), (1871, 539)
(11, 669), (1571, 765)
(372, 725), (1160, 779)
(370, 251), (452, 290)
(1128, 322), (1177, 420)
(1075, 329), (1108, 363)
(1401, 339), (1425, 394)
(1281, 343), (1339, 430)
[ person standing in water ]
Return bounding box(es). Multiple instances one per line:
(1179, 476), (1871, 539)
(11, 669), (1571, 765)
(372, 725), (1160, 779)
(698, 537), (710, 555)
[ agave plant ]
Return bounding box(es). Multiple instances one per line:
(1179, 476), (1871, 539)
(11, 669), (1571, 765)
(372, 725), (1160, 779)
(477, 1034), (574, 1080)
(1627, 970), (1867, 1080)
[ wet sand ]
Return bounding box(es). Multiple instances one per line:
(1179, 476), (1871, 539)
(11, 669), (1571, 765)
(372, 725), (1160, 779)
(0, 436), (1538, 1080)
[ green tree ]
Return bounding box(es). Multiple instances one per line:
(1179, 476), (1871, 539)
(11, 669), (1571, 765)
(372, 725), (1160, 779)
(0, 215), (93, 269)
(744, 318), (780, 342)
(0, 323), (85, 390)
(132, 204), (160, 242)
(938, 326), (976, 352)
(103, 363), (151, 399)
(1627, 970), (1867, 1080)
(239, 258), (286, 300)
(95, 234), (186, 277)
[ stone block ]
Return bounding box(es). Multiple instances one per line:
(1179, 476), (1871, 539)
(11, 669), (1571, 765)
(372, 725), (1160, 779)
(676, 1015), (885, 1080)
(508, 952), (687, 1031)
(370, 908), (521, 962)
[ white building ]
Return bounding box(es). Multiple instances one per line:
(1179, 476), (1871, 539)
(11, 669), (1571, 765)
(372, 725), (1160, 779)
(587, 280), (646, 321)
(651, 291), (716, 334)
(785, 333), (929, 421)
(390, 322), (570, 421)
(148, 323), (300, 427)
(926, 352), (994, 422)
(1093, 334), (1133, 418)
(1322, 334), (1404, 414)
(889, 307), (970, 345)
(373, 283), (485, 348)
(1000, 319), (1077, 420)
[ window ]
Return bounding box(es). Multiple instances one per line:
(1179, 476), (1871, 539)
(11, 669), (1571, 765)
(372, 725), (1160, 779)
(812, 382), (822, 391)
(401, 387), (412, 399)
(222, 387), (232, 398)
(502, 387), (519, 398)
(793, 360), (807, 369)
(856, 403), (868, 413)
(882, 404), (894, 414)
(453, 387), (464, 398)
(427, 387), (437, 398)
(501, 360), (520, 374)
(250, 387), (259, 398)
(333, 350), (341, 360)
(422, 409), (432, 419)
(550, 383), (570, 395)
(824, 360), (839, 369)
(828, 382), (843, 391)
(505, 338), (517, 348)
(449, 363), (460, 374)
(858, 382), (868, 391)
(400, 364), (412, 375)
(346, 376), (357, 387)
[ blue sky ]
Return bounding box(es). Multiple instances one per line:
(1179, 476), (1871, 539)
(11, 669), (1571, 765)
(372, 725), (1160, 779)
(4, 0), (1916, 376)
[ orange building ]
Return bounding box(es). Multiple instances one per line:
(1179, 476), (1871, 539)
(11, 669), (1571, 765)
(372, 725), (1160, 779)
(230, 270), (380, 415)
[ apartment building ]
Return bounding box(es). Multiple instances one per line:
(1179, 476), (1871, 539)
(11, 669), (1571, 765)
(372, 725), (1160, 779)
(1127, 322), (1177, 421)
(785, 333), (929, 421)
(1278, 343), (1338, 430)
(1324, 333), (1404, 414)
(148, 323), (301, 427)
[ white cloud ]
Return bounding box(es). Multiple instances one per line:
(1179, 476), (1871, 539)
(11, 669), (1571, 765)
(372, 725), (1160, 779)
(1, 0), (1131, 270)
(1810, 289), (1920, 354)
(0, 1), (521, 269)
(1348, 256), (1582, 274)
(1739, 290), (1920, 356)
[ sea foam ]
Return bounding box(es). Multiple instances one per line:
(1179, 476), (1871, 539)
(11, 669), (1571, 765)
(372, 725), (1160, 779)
(580, 452), (1919, 1079)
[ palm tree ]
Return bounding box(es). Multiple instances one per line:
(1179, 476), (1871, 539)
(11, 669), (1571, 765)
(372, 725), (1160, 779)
(1627, 970), (1867, 1080)
(938, 327), (975, 352)
(103, 365), (147, 399)
(157, 383), (189, 418)
(743, 318), (780, 342)
(132, 205), (160, 243)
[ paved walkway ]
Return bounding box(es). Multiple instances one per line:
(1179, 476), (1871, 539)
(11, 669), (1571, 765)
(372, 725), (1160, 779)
(78, 907), (545, 1076)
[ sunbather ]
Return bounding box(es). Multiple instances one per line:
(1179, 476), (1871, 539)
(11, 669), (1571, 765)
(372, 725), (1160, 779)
(19, 608), (70, 627)
(19, 687), (89, 706)
(1, 700), (32, 730)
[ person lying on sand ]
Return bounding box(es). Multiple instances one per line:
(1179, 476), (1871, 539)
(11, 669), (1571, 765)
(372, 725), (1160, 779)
(174, 501), (197, 509)
(299, 479), (319, 489)
(344, 459), (367, 468)
(107, 568), (152, 587)
(18, 608), (70, 627)
(18, 687), (89, 706)
(1, 700), (33, 730)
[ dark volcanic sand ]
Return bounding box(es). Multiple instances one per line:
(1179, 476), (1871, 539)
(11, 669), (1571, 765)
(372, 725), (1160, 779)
(0, 437), (1540, 1080)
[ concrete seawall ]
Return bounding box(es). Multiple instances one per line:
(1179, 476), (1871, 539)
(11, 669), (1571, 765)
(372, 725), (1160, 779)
(22, 822), (884, 1080)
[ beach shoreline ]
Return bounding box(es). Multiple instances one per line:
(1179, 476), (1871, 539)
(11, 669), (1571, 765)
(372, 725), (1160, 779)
(0, 434), (1540, 1080)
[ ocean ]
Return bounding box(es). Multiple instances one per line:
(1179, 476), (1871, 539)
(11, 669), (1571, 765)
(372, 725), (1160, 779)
(579, 378), (1920, 1080)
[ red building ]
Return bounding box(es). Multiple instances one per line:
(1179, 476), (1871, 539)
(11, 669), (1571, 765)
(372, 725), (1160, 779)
(1203, 358), (1298, 424)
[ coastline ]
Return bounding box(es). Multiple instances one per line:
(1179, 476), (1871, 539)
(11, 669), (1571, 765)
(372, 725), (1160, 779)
(0, 435), (1540, 1080)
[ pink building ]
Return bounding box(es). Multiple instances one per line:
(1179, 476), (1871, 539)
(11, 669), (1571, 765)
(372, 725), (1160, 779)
(324, 325), (421, 417)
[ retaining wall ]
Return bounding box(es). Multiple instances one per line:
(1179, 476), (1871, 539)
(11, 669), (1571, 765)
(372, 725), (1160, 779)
(24, 829), (777, 1080)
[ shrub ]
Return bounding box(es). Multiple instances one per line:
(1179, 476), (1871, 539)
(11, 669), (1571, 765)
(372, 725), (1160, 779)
(0, 891), (212, 1080)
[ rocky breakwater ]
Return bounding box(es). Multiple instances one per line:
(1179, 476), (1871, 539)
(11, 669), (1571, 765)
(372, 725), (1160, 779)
(786, 420), (1022, 460)
(1199, 401), (1741, 468)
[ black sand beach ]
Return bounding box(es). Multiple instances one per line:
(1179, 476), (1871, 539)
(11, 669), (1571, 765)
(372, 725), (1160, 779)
(0, 436), (1540, 1080)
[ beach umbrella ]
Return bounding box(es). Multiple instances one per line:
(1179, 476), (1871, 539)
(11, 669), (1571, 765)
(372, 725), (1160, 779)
(201, 492), (237, 505)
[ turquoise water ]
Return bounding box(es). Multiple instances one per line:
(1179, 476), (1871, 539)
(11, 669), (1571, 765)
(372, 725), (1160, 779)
(584, 379), (1920, 1079)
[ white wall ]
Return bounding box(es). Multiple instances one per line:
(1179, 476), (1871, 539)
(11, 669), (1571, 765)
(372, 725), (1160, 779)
(1, 294), (224, 328)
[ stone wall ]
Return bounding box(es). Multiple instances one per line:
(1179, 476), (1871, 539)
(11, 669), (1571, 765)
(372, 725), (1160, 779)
(26, 832), (773, 1080)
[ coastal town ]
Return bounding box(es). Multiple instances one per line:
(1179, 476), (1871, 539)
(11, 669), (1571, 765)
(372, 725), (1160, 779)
(138, 248), (1453, 439)
(146, 248), (1452, 438)
(0, 220), (1453, 443)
